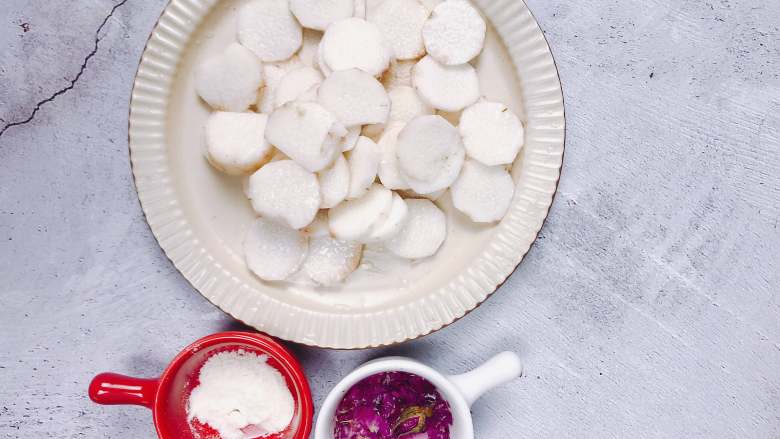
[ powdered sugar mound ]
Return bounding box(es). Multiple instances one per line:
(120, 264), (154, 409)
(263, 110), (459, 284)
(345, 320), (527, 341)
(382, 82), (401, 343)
(187, 350), (294, 439)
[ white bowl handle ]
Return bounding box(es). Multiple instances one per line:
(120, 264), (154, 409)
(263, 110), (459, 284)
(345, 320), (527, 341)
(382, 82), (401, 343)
(447, 351), (523, 407)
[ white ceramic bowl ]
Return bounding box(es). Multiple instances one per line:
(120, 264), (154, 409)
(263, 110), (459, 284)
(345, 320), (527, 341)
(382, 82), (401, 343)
(314, 352), (523, 439)
(129, 0), (565, 348)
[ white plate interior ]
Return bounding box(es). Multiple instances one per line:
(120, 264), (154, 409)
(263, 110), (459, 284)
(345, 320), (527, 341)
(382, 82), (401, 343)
(130, 0), (565, 348)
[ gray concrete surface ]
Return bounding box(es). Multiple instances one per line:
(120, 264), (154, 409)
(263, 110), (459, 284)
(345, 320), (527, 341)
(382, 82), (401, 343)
(1, 0), (778, 437)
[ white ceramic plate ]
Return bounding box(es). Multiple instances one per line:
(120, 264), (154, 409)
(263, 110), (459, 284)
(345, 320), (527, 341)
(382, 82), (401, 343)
(129, 0), (565, 349)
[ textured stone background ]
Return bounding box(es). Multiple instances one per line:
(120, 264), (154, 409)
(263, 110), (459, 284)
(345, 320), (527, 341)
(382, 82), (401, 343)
(1, 0), (778, 437)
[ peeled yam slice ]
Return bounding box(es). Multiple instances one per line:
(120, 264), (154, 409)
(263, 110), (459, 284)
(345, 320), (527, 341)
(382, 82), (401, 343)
(422, 0), (486, 65)
(451, 160), (515, 222)
(318, 155), (350, 208)
(194, 43), (263, 112)
(368, 0), (430, 60)
(302, 235), (363, 285)
(346, 136), (380, 199)
(329, 183), (393, 241)
(318, 69), (391, 127)
(290, 0), (354, 31)
(265, 101), (343, 172)
(459, 101), (525, 166)
(396, 115), (465, 194)
(385, 199), (446, 259)
(274, 66), (323, 108)
(314, 40), (333, 77)
(320, 18), (391, 77)
(244, 218), (308, 281)
(247, 160), (321, 229)
(238, 0), (302, 62)
(376, 123), (409, 190)
(413, 55), (480, 112)
(367, 192), (409, 242)
(205, 112), (273, 175)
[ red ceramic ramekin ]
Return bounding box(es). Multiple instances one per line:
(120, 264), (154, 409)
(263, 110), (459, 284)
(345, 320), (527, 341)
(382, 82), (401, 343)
(89, 331), (313, 439)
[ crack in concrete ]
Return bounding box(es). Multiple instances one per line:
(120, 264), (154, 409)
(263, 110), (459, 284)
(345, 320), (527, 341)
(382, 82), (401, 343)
(0, 0), (130, 139)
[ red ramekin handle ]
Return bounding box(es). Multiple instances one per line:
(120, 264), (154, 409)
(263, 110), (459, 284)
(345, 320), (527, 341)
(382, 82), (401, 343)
(89, 373), (159, 409)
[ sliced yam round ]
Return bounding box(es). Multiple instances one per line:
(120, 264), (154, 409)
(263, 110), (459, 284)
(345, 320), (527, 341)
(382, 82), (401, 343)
(205, 112), (273, 175)
(422, 0), (486, 65)
(314, 39), (333, 77)
(395, 115), (465, 194)
(320, 18), (391, 77)
(340, 126), (361, 152)
(247, 160), (321, 229)
(265, 101), (343, 172)
(318, 154), (350, 208)
(459, 101), (525, 166)
(412, 55), (480, 112)
(274, 66), (323, 108)
(367, 192), (409, 242)
(451, 160), (515, 223)
(328, 183), (393, 242)
(244, 217), (309, 281)
(238, 0), (302, 62)
(385, 199), (446, 259)
(290, 0), (354, 31)
(302, 235), (363, 285)
(368, 0), (430, 60)
(318, 69), (391, 127)
(381, 59), (416, 88)
(194, 43), (263, 112)
(346, 136), (380, 199)
(376, 123), (410, 190)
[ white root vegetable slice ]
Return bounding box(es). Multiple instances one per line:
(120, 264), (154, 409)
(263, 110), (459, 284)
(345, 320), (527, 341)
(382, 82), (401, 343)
(244, 218), (309, 281)
(274, 67), (323, 108)
(238, 0), (302, 62)
(340, 127), (361, 152)
(320, 18), (391, 77)
(205, 112), (273, 175)
(422, 0), (486, 65)
(318, 69), (391, 127)
(451, 160), (515, 222)
(329, 183), (393, 241)
(396, 115), (465, 194)
(194, 43), (263, 112)
(376, 123), (409, 189)
(314, 40), (333, 77)
(247, 160), (321, 229)
(459, 101), (525, 166)
(317, 155), (350, 208)
(265, 101), (343, 172)
(302, 235), (363, 285)
(413, 55), (480, 112)
(367, 192), (409, 242)
(346, 136), (380, 199)
(385, 199), (446, 259)
(290, 0), (354, 31)
(368, 0), (430, 60)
